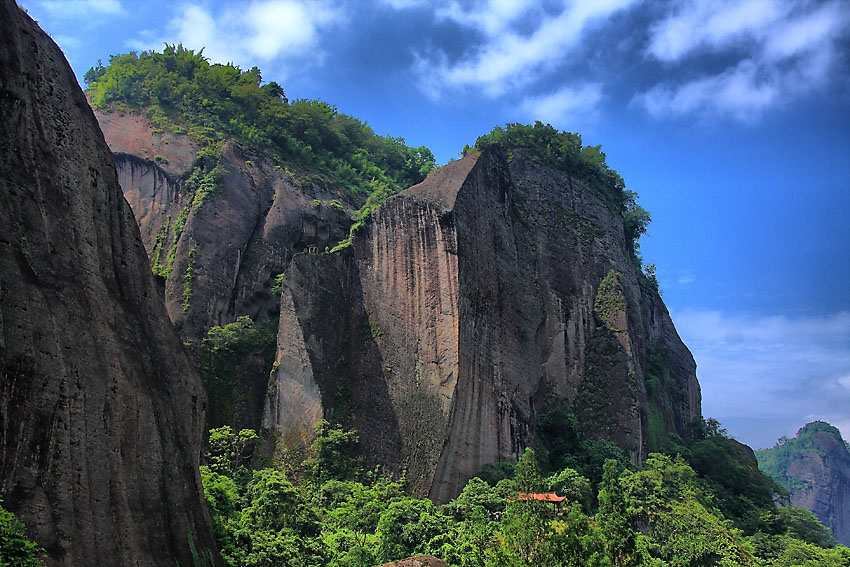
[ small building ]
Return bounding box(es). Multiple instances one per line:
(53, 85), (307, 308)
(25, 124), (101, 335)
(514, 492), (567, 513)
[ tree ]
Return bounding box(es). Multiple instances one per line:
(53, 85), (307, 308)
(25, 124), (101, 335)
(207, 425), (259, 476)
(83, 59), (105, 85)
(304, 420), (363, 484)
(0, 499), (43, 567)
(622, 190), (651, 258)
(376, 498), (448, 562)
(598, 459), (639, 566)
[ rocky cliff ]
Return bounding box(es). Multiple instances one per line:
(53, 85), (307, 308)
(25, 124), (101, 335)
(757, 421), (850, 545)
(93, 62), (700, 503)
(273, 148), (701, 501)
(0, 3), (219, 564)
(105, 138), (352, 341)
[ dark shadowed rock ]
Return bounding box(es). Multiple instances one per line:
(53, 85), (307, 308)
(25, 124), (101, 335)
(0, 2), (219, 564)
(101, 120), (353, 342)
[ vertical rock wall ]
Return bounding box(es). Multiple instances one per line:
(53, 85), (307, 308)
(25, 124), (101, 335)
(270, 148), (701, 501)
(0, 3), (219, 564)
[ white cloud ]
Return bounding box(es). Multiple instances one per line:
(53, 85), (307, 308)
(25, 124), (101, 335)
(763, 1), (847, 61)
(129, 1), (341, 75)
(38, 0), (122, 18)
(636, 59), (778, 122)
(521, 83), (602, 125)
(677, 271), (696, 285)
(639, 0), (850, 122)
(410, 0), (639, 98)
(647, 0), (787, 62)
(671, 308), (850, 448)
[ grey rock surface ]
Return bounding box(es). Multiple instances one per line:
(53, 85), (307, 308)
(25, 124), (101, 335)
(0, 3), (220, 564)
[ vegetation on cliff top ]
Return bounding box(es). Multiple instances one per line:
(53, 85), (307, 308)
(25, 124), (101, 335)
(84, 44), (435, 197)
(757, 421), (850, 492)
(466, 122), (651, 259)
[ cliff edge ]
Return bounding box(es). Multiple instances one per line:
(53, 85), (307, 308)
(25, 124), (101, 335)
(0, 3), (219, 564)
(273, 147), (701, 502)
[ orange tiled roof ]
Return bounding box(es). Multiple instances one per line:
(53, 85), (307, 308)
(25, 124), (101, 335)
(515, 492), (566, 503)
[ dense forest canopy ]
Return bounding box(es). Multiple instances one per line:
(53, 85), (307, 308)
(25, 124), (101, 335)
(194, 419), (849, 567)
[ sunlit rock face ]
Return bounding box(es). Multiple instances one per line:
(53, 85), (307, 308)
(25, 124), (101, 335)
(0, 3), (219, 564)
(276, 148), (701, 502)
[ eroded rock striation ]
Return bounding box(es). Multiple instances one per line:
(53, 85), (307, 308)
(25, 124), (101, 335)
(274, 148), (701, 501)
(103, 124), (353, 341)
(0, 3), (219, 564)
(93, 54), (700, 503)
(758, 421), (850, 545)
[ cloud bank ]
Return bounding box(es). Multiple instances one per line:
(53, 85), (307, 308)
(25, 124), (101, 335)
(403, 0), (639, 121)
(673, 308), (850, 448)
(388, 0), (850, 124)
(129, 1), (341, 75)
(636, 0), (850, 121)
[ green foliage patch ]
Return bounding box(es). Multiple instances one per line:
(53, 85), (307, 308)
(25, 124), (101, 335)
(192, 316), (279, 429)
(0, 499), (43, 566)
(85, 45), (435, 198)
(181, 245), (196, 314)
(594, 269), (626, 331)
(199, 420), (849, 567)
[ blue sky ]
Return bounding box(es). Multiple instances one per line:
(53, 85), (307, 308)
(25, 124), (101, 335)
(23, 0), (850, 450)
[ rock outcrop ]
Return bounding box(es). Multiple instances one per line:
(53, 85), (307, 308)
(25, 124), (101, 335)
(274, 148), (701, 501)
(0, 3), (219, 564)
(93, 56), (700, 504)
(757, 421), (850, 545)
(103, 123), (353, 342)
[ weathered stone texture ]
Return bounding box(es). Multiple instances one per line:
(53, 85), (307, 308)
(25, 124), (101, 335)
(0, 3), (219, 564)
(274, 148), (701, 501)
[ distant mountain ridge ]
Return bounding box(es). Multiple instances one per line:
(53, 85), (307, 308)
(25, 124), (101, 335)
(757, 421), (850, 545)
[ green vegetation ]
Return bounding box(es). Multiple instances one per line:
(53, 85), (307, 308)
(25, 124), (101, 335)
(534, 402), (631, 492)
(465, 122), (650, 258)
(85, 44), (435, 198)
(192, 316), (279, 428)
(181, 245), (196, 314)
(200, 420), (848, 567)
(330, 178), (397, 251)
(149, 216), (171, 278)
(0, 499), (43, 566)
(642, 263), (660, 294)
(757, 421), (848, 492)
(271, 272), (285, 295)
(594, 269), (626, 331)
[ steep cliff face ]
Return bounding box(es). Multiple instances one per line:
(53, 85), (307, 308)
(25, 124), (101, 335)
(107, 136), (352, 340)
(273, 148), (701, 501)
(757, 421), (850, 545)
(99, 118), (354, 432)
(0, 3), (219, 565)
